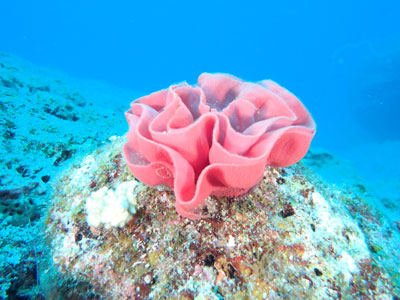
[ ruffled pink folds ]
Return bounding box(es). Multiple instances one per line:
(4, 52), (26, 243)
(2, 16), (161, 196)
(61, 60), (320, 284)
(123, 73), (316, 219)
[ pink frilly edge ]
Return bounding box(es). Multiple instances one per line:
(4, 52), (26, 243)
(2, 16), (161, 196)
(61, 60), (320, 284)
(123, 73), (316, 219)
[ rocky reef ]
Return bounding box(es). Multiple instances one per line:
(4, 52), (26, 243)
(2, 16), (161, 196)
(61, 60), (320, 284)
(46, 137), (396, 299)
(0, 52), (137, 299)
(1, 52), (399, 299)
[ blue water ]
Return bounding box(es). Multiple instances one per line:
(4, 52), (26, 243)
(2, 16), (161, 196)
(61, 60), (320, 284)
(2, 0), (400, 151)
(1, 0), (399, 298)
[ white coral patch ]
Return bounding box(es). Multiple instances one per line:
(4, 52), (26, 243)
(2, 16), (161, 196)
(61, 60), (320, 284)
(85, 180), (140, 228)
(339, 251), (359, 281)
(226, 235), (235, 248)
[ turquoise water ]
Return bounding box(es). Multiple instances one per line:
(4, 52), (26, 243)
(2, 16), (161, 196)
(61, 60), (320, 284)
(0, 1), (399, 299)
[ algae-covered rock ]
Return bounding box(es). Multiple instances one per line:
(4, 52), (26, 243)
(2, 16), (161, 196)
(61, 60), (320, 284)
(46, 137), (395, 300)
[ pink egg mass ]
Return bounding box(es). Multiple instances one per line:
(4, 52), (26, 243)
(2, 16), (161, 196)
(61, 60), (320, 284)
(123, 73), (316, 219)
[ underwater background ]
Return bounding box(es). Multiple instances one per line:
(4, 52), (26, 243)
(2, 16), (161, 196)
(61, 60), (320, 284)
(0, 0), (399, 299)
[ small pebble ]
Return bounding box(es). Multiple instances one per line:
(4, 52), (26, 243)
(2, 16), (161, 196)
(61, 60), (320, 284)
(144, 274), (152, 284)
(41, 175), (50, 183)
(314, 268), (323, 276)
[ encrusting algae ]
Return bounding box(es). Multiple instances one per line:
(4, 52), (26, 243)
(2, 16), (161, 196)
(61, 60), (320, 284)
(46, 136), (395, 299)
